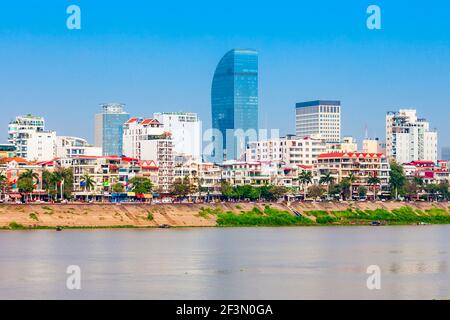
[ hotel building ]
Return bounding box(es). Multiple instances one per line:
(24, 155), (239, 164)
(315, 152), (391, 197)
(295, 100), (341, 143)
(211, 49), (259, 161)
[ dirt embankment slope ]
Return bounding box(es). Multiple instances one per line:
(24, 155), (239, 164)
(0, 202), (449, 228)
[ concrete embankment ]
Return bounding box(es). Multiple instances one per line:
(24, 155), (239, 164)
(0, 202), (449, 229)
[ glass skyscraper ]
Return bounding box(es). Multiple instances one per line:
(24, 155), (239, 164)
(95, 103), (130, 156)
(211, 49), (258, 161)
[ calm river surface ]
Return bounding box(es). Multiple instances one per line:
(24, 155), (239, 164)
(1, 226), (449, 300)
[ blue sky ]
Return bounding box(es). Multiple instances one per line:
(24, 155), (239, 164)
(1, 0), (450, 151)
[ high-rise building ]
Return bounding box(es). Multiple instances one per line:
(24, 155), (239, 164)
(211, 49), (258, 161)
(95, 103), (130, 156)
(153, 112), (202, 161)
(8, 115), (56, 161)
(295, 100), (341, 143)
(442, 147), (450, 161)
(386, 109), (438, 164)
(122, 118), (174, 193)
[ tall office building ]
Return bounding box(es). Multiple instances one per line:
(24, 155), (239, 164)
(8, 115), (56, 161)
(211, 49), (258, 161)
(442, 147), (450, 161)
(153, 112), (202, 161)
(386, 109), (438, 164)
(95, 103), (130, 156)
(295, 100), (341, 143)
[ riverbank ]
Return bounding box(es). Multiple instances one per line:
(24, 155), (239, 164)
(1, 201), (450, 229)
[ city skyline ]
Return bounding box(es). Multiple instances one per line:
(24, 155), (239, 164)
(1, 1), (450, 150)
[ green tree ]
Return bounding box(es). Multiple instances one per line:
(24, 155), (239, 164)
(328, 183), (342, 199)
(319, 172), (334, 197)
(308, 184), (325, 200)
(299, 171), (313, 199)
(0, 172), (9, 201)
(357, 186), (368, 199)
(18, 177), (34, 200)
(339, 177), (352, 200)
(129, 177), (153, 194)
(367, 175), (381, 201)
(112, 183), (125, 193)
(220, 180), (235, 199)
(389, 160), (406, 200)
(171, 177), (194, 199)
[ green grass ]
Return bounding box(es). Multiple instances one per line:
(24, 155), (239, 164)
(305, 206), (450, 225)
(146, 212), (154, 221)
(217, 206), (314, 227)
(29, 213), (39, 221)
(8, 222), (25, 230)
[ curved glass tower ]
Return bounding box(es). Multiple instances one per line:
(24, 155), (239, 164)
(211, 49), (258, 161)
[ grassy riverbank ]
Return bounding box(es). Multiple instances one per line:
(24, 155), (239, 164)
(201, 205), (450, 227)
(1, 202), (450, 229)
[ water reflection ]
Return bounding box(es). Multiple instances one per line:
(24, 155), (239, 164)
(0, 226), (449, 300)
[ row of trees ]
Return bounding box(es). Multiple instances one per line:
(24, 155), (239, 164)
(389, 161), (449, 201)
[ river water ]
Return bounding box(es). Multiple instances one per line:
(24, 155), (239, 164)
(0, 226), (449, 300)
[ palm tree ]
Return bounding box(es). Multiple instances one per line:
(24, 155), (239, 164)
(81, 174), (95, 201)
(299, 171), (313, 200)
(50, 171), (64, 201)
(0, 172), (8, 201)
(367, 175), (381, 201)
(347, 173), (357, 200)
(319, 172), (334, 198)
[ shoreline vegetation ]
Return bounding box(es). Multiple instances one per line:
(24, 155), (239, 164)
(1, 202), (450, 230)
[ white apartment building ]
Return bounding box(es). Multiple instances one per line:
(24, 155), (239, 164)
(8, 115), (56, 161)
(386, 109), (438, 164)
(246, 135), (326, 166)
(295, 100), (341, 143)
(123, 118), (174, 192)
(55, 136), (102, 159)
(153, 112), (202, 161)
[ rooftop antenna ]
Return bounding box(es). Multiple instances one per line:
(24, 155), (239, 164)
(364, 124), (369, 140)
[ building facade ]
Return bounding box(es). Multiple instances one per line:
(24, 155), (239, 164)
(95, 103), (130, 156)
(315, 152), (391, 198)
(295, 100), (341, 143)
(211, 49), (259, 161)
(55, 136), (102, 159)
(8, 115), (56, 161)
(363, 138), (386, 154)
(386, 109), (438, 164)
(154, 112), (202, 161)
(122, 118), (174, 193)
(245, 135), (326, 166)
